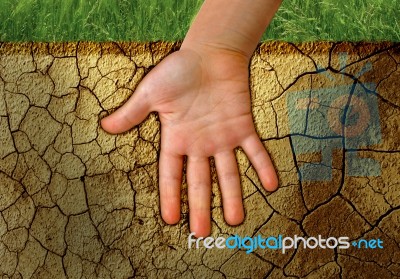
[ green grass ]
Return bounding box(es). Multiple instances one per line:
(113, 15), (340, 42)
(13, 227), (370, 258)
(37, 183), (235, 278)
(267, 0), (400, 41)
(0, 0), (399, 42)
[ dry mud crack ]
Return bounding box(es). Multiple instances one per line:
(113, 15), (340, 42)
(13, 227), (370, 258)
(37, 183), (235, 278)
(0, 41), (399, 278)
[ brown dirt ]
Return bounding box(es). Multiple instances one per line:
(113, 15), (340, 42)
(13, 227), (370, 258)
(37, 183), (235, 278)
(0, 41), (399, 278)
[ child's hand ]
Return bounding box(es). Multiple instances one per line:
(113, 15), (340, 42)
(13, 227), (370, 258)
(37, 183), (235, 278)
(101, 45), (278, 237)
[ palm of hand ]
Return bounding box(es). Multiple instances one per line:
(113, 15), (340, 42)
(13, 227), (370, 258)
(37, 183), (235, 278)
(154, 50), (253, 155)
(101, 48), (278, 237)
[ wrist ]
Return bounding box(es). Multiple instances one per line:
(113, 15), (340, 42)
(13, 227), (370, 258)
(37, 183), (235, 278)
(180, 0), (282, 62)
(180, 39), (251, 67)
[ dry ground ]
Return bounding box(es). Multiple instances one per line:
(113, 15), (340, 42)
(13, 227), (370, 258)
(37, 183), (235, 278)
(0, 42), (399, 278)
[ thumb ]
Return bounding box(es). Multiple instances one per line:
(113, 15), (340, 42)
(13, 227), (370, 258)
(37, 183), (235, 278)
(101, 86), (152, 134)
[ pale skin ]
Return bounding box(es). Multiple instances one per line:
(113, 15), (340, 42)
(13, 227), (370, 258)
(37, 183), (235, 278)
(101, 0), (282, 237)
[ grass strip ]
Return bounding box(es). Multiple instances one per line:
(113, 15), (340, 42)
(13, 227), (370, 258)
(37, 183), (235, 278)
(0, 0), (399, 42)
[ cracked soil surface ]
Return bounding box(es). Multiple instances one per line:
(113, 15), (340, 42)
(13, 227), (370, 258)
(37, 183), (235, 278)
(0, 41), (399, 278)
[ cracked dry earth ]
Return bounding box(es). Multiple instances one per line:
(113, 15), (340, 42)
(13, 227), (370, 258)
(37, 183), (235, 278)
(0, 41), (399, 279)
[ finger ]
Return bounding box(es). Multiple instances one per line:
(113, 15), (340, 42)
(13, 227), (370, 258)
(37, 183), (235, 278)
(101, 86), (151, 134)
(241, 134), (278, 191)
(214, 150), (244, 225)
(187, 156), (211, 237)
(159, 148), (183, 225)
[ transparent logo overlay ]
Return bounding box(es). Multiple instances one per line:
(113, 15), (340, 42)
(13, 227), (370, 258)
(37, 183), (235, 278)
(287, 54), (382, 181)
